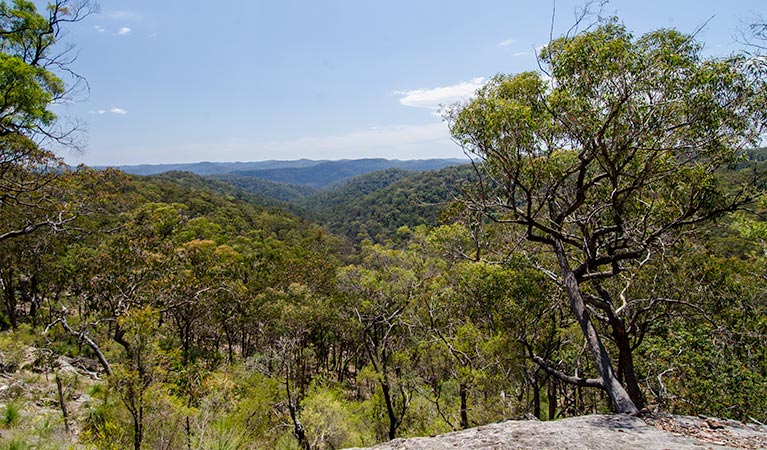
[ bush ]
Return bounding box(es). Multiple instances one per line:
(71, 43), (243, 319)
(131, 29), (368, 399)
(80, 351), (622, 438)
(300, 383), (374, 449)
(1, 401), (22, 427)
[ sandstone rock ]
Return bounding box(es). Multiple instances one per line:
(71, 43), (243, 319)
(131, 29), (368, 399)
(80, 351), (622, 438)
(344, 414), (767, 450)
(55, 357), (80, 377)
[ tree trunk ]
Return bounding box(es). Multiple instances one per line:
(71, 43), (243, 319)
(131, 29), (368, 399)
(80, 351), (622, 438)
(1, 272), (18, 329)
(596, 284), (645, 410)
(56, 374), (70, 435)
(113, 323), (132, 358)
(131, 403), (143, 450)
(382, 379), (399, 440)
(284, 353), (311, 450)
(554, 242), (638, 415)
(547, 379), (557, 420)
(186, 416), (192, 450)
(223, 323), (234, 364)
(459, 382), (469, 429)
(287, 380), (311, 450)
(611, 318), (644, 409)
(532, 381), (541, 419)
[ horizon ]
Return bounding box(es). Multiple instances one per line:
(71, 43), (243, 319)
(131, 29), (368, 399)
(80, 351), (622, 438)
(49, 0), (764, 167)
(94, 156), (470, 168)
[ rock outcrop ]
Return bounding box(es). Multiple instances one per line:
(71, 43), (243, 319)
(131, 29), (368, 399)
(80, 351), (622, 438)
(345, 414), (767, 450)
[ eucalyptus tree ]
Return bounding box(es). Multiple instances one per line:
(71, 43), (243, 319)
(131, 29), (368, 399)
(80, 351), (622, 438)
(0, 0), (95, 242)
(337, 241), (432, 440)
(448, 21), (766, 414)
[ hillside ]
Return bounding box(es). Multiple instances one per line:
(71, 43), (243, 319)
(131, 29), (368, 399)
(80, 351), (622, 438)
(142, 170), (295, 210)
(212, 173), (317, 203)
(134, 165), (477, 244)
(104, 158), (466, 188)
(300, 164), (477, 242)
(227, 158), (465, 188)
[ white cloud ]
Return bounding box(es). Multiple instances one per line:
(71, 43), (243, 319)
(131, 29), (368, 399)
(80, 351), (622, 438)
(88, 108), (128, 115)
(117, 27), (131, 35)
(498, 39), (515, 47)
(94, 25), (105, 32)
(395, 78), (486, 110)
(513, 51), (530, 57)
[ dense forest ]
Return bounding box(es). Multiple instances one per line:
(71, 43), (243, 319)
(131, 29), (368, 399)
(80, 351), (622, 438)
(1, 1), (766, 449)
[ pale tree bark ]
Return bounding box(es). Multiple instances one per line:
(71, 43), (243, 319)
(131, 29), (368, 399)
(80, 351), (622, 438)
(47, 308), (112, 376)
(554, 242), (638, 415)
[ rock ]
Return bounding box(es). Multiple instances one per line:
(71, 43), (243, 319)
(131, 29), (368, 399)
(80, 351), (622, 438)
(65, 356), (103, 378)
(343, 414), (767, 450)
(67, 356), (101, 373)
(707, 419), (726, 430)
(56, 357), (80, 377)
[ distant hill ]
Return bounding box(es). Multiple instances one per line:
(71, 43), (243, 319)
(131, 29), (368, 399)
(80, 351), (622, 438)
(118, 159), (477, 244)
(212, 173), (317, 203)
(300, 164), (477, 242)
(226, 158), (465, 188)
(301, 168), (414, 209)
(99, 159), (327, 176)
(141, 171), (298, 211)
(101, 158), (466, 190)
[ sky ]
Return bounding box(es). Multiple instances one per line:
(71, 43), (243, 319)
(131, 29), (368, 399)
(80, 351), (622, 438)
(46, 0), (765, 166)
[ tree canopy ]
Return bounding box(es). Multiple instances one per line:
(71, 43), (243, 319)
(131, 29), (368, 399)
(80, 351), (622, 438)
(448, 20), (767, 414)
(0, 0), (94, 246)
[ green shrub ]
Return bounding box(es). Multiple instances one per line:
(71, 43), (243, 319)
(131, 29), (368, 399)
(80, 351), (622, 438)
(4, 436), (28, 450)
(1, 402), (21, 427)
(300, 383), (375, 449)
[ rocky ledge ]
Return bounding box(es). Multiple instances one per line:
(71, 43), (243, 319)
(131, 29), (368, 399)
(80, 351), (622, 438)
(345, 414), (767, 450)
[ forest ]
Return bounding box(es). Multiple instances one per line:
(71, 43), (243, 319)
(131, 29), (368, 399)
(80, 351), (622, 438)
(1, 1), (766, 449)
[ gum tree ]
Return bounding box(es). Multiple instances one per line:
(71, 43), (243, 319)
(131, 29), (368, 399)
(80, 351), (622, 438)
(0, 0), (94, 243)
(448, 21), (766, 414)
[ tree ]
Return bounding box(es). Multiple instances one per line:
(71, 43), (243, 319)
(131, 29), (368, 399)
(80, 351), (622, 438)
(337, 242), (427, 440)
(1, 0), (93, 138)
(448, 21), (766, 414)
(111, 307), (165, 450)
(0, 0), (95, 243)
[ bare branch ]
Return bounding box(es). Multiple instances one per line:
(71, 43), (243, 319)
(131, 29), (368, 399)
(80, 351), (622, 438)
(532, 355), (603, 388)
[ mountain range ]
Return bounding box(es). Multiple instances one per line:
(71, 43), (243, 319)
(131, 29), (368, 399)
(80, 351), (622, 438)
(104, 158), (466, 187)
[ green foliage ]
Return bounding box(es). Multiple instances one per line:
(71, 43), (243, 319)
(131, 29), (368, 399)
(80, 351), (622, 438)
(215, 173), (317, 204)
(448, 16), (767, 414)
(2, 151), (765, 446)
(226, 369), (283, 445)
(0, 325), (36, 371)
(1, 401), (21, 427)
(642, 326), (767, 421)
(0, 0), (69, 135)
(302, 165), (477, 243)
(300, 384), (374, 449)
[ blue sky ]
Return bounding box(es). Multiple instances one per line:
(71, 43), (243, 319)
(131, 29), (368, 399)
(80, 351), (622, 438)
(50, 0), (764, 166)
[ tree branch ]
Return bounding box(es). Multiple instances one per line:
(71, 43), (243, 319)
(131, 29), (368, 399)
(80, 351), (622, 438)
(532, 355), (604, 388)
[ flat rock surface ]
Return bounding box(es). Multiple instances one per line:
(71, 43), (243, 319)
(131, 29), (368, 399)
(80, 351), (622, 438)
(345, 414), (767, 450)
